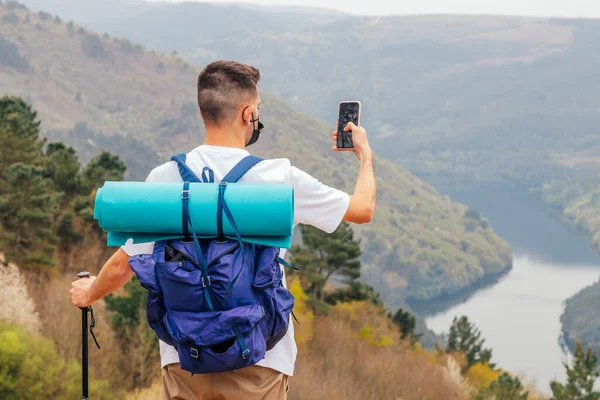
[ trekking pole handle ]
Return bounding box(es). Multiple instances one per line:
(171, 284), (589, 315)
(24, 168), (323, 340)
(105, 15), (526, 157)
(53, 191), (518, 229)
(76, 271), (100, 349)
(77, 271), (91, 309)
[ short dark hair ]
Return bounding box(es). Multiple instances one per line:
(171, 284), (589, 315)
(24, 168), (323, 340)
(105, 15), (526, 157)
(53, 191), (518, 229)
(197, 61), (260, 126)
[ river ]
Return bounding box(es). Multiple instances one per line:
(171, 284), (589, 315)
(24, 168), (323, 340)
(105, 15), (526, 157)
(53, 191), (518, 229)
(424, 184), (600, 393)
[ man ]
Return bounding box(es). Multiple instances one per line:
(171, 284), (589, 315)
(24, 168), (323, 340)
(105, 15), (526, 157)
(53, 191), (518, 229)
(71, 60), (376, 399)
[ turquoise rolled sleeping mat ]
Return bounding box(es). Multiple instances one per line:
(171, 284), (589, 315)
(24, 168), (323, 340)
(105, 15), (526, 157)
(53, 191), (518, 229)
(93, 181), (295, 248)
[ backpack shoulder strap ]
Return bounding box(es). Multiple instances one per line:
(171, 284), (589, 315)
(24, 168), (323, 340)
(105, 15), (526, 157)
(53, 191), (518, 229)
(170, 153), (200, 182)
(221, 155), (263, 183)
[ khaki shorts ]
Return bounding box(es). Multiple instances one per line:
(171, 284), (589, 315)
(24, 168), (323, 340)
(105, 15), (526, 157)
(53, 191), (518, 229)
(161, 363), (289, 400)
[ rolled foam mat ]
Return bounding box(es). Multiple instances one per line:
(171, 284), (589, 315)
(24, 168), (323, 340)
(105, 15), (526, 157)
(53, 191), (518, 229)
(93, 181), (294, 248)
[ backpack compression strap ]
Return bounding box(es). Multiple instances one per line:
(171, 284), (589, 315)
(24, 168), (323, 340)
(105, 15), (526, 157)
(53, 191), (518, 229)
(184, 183), (215, 312)
(218, 155), (263, 291)
(217, 155), (263, 239)
(171, 153), (215, 239)
(171, 153), (214, 183)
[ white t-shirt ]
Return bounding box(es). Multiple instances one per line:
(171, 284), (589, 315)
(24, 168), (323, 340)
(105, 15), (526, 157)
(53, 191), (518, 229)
(121, 144), (350, 376)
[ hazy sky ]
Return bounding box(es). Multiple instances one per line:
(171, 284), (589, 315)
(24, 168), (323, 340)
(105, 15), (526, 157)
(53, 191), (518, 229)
(153, 0), (600, 18)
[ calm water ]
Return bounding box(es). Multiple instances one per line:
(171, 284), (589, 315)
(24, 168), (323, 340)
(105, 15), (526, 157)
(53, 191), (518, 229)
(425, 184), (600, 393)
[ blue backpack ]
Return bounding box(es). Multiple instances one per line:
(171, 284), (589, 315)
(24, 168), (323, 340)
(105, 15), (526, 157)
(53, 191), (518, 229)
(129, 153), (296, 375)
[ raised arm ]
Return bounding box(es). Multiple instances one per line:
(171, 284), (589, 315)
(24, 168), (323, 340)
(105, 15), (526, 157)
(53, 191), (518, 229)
(332, 122), (376, 224)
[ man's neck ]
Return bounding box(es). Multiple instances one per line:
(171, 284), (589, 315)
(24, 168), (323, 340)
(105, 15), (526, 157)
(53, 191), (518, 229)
(203, 126), (245, 149)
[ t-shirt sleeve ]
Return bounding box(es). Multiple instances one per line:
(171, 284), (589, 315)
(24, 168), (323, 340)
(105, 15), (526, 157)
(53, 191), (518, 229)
(121, 240), (154, 257)
(288, 166), (350, 234)
(120, 168), (161, 257)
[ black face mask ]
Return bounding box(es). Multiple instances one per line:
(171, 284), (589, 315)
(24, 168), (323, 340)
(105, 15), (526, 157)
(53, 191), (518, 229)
(244, 107), (263, 147)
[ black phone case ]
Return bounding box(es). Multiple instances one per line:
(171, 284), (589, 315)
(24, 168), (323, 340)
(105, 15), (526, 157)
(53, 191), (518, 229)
(337, 103), (360, 149)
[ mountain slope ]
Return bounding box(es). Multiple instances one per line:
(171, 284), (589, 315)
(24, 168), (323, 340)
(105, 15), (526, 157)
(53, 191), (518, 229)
(0, 4), (512, 310)
(63, 1), (600, 254)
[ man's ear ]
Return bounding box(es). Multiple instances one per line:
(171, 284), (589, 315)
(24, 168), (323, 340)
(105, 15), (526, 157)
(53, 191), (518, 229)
(241, 104), (253, 125)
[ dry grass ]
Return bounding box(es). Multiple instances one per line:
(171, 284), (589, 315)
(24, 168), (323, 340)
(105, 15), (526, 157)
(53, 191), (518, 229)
(119, 301), (473, 400)
(27, 272), (132, 392)
(120, 317), (471, 400)
(116, 306), (162, 390)
(289, 315), (470, 400)
(125, 380), (163, 400)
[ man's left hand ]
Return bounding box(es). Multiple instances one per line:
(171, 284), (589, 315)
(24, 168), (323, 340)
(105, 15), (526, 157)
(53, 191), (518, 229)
(70, 276), (97, 308)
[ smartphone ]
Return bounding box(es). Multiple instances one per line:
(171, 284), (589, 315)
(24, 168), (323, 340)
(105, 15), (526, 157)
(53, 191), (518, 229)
(336, 101), (361, 149)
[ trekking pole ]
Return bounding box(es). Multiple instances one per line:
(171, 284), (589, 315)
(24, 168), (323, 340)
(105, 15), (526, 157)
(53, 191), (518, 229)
(77, 271), (100, 400)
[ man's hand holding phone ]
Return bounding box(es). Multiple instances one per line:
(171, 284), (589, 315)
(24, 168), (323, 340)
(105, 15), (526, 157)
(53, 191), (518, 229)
(332, 122), (372, 161)
(332, 117), (376, 225)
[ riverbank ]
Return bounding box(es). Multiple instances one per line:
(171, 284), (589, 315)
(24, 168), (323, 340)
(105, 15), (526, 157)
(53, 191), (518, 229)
(408, 262), (512, 316)
(415, 183), (600, 393)
(427, 254), (600, 393)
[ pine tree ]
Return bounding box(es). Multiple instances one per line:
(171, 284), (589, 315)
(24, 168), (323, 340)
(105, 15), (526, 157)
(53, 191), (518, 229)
(290, 222), (361, 302)
(0, 97), (56, 268)
(78, 151), (126, 195)
(105, 276), (147, 336)
(0, 96), (43, 172)
(45, 142), (80, 197)
(550, 341), (600, 400)
(0, 164), (57, 268)
(43, 143), (82, 249)
(477, 372), (529, 400)
(75, 151), (126, 225)
(55, 211), (82, 251)
(324, 280), (383, 306)
(446, 315), (493, 370)
(392, 307), (416, 339)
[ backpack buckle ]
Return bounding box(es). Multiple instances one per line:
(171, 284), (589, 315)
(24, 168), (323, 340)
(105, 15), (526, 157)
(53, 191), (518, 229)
(191, 348), (199, 359)
(219, 182), (227, 187)
(241, 348), (250, 360)
(201, 276), (211, 288)
(181, 190), (190, 199)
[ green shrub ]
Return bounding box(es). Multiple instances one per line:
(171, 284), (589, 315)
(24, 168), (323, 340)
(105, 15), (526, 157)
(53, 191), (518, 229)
(0, 323), (112, 399)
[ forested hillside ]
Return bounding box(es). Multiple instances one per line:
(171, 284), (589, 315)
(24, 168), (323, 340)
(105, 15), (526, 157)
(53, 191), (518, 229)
(561, 278), (600, 355)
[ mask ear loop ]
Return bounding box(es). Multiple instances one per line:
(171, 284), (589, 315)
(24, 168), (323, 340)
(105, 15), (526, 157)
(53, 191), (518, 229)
(242, 105), (259, 127)
(242, 105), (261, 148)
(250, 113), (260, 130)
